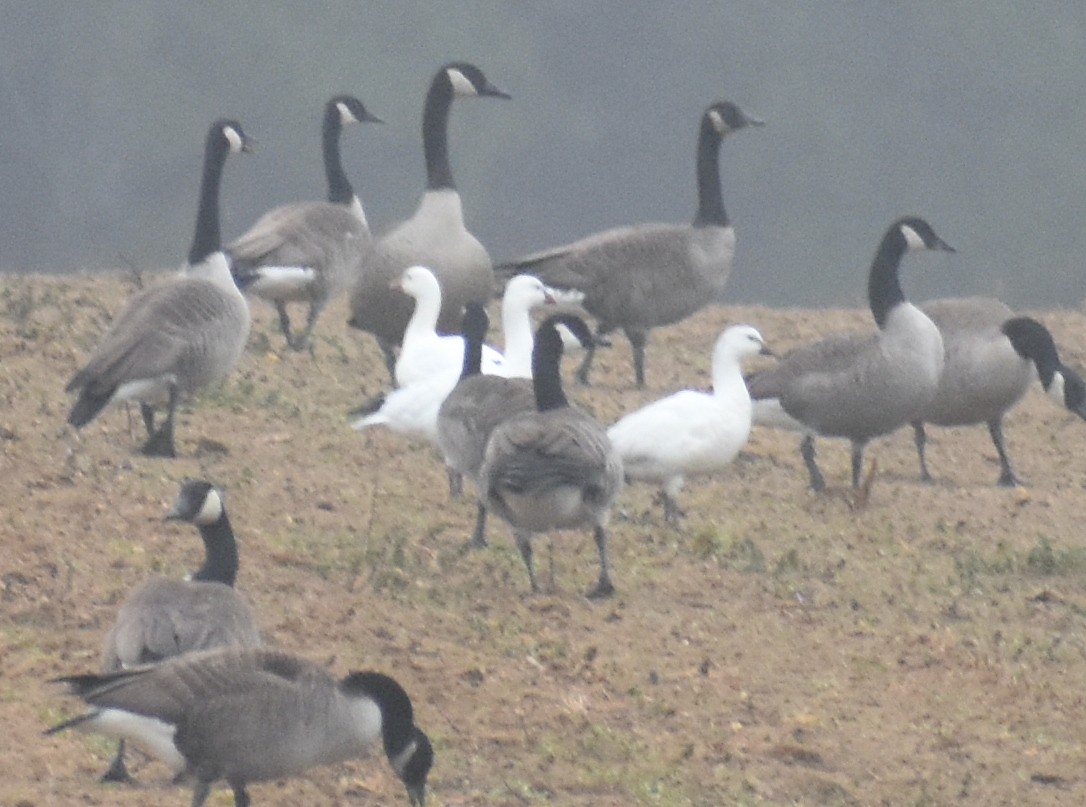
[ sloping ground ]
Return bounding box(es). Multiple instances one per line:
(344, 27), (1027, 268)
(2, 271), (1086, 807)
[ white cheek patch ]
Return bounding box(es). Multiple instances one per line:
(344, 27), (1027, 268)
(446, 67), (478, 96)
(900, 224), (925, 251)
(337, 101), (359, 124)
(194, 488), (224, 526)
(708, 109), (726, 133)
(1047, 371), (1066, 405)
(223, 125), (244, 153)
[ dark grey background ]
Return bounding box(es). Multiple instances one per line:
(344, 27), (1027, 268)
(2, 2), (1083, 309)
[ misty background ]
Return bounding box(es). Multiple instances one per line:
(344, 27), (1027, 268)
(1, 2), (1083, 310)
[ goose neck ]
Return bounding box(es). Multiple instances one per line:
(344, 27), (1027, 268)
(422, 76), (455, 190)
(868, 233), (908, 329)
(501, 301), (535, 379)
(532, 329), (569, 411)
(188, 131), (230, 266)
(403, 282), (442, 341)
(693, 118), (727, 227)
(323, 104), (355, 206)
(190, 513), (239, 586)
(460, 324), (484, 381)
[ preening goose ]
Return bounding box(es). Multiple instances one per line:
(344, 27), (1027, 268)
(348, 62), (510, 378)
(98, 479), (261, 784)
(913, 299), (1086, 485)
(437, 303), (536, 547)
(747, 217), (955, 491)
(608, 325), (771, 524)
(47, 647), (433, 807)
(229, 95), (382, 351)
(66, 119), (253, 457)
(479, 315), (623, 597)
(495, 100), (763, 387)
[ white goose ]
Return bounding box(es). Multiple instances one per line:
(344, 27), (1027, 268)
(608, 325), (771, 524)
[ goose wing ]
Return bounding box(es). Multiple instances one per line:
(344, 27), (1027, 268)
(229, 202), (369, 279)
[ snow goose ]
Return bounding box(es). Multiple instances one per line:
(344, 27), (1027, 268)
(496, 100), (762, 387)
(48, 647), (433, 807)
(348, 62), (509, 378)
(97, 479), (261, 784)
(747, 217), (955, 491)
(229, 95), (382, 351)
(479, 315), (623, 597)
(66, 119), (253, 457)
(608, 325), (771, 524)
(913, 299), (1086, 485)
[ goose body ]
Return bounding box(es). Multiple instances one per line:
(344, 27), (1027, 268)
(480, 315), (623, 597)
(66, 120), (253, 457)
(496, 101), (762, 387)
(608, 325), (770, 523)
(913, 299), (1086, 484)
(747, 217), (955, 490)
(48, 648), (433, 807)
(348, 63), (509, 377)
(230, 96), (381, 351)
(99, 479), (261, 783)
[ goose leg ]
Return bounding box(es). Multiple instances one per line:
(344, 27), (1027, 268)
(586, 525), (615, 599)
(850, 441), (866, 489)
(988, 418), (1021, 487)
(140, 384), (178, 457)
(514, 531), (539, 592)
(575, 340), (598, 386)
(291, 298), (326, 354)
(469, 501), (489, 548)
(800, 435), (825, 492)
(230, 780), (251, 807)
(913, 421), (934, 482)
(378, 338), (398, 385)
(626, 327), (648, 388)
(447, 468), (463, 498)
(100, 739), (134, 783)
(275, 301), (297, 349)
(139, 403), (156, 438)
(190, 779), (211, 807)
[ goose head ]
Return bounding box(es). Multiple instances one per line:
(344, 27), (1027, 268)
(440, 62), (511, 100)
(894, 216), (956, 254)
(502, 274), (556, 312)
(716, 325), (773, 363)
(329, 94), (384, 127)
(391, 265), (442, 300)
(213, 119), (254, 155)
(164, 479), (224, 526)
(704, 100), (764, 138)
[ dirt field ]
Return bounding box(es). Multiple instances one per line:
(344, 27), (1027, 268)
(3, 271), (1086, 807)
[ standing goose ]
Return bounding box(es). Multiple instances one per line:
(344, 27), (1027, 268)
(747, 217), (955, 491)
(496, 274), (557, 378)
(608, 325), (771, 524)
(229, 95), (382, 352)
(47, 647), (433, 807)
(348, 63), (510, 378)
(479, 315), (623, 598)
(495, 100), (763, 387)
(66, 119), (253, 457)
(98, 479), (261, 784)
(437, 303), (536, 547)
(912, 300), (1086, 485)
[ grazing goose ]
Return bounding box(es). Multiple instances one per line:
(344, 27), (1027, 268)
(66, 119), (253, 457)
(47, 647), (433, 807)
(437, 303), (536, 546)
(479, 315), (623, 597)
(229, 95), (382, 351)
(912, 300), (1086, 485)
(747, 217), (955, 491)
(608, 325), (771, 524)
(393, 265), (504, 387)
(496, 100), (763, 387)
(348, 63), (510, 378)
(98, 479), (261, 784)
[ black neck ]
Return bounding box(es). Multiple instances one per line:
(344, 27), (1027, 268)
(693, 116), (727, 227)
(532, 327), (569, 411)
(190, 512), (239, 586)
(868, 231), (908, 328)
(422, 75), (455, 190)
(323, 105), (355, 205)
(460, 328), (484, 381)
(188, 131), (230, 266)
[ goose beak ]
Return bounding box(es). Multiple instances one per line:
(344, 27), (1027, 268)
(389, 278), (404, 291)
(363, 111), (385, 125)
(481, 81), (511, 100)
(759, 343), (775, 357)
(934, 237), (956, 253)
(240, 135), (256, 154)
(406, 783), (426, 807)
(744, 113), (765, 128)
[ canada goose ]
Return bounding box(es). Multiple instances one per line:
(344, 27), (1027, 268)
(66, 119), (253, 458)
(98, 479), (261, 784)
(608, 325), (771, 524)
(47, 647), (433, 807)
(747, 217), (955, 491)
(347, 63), (510, 378)
(479, 315), (623, 597)
(229, 95), (382, 352)
(393, 265), (504, 387)
(912, 300), (1086, 485)
(495, 100), (763, 387)
(437, 303), (536, 546)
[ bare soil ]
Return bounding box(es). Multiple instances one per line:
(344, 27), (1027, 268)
(3, 271), (1086, 807)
